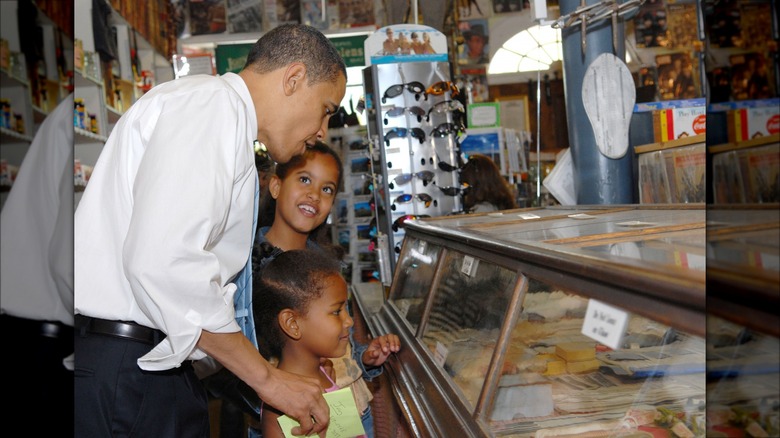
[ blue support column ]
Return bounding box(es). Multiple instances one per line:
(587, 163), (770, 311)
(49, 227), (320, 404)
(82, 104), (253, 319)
(560, 0), (635, 204)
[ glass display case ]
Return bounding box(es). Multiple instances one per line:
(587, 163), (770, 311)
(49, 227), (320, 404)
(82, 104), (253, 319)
(706, 205), (779, 437)
(360, 205), (708, 437)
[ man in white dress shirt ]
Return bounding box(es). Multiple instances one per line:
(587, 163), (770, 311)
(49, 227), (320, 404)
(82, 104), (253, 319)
(1, 93), (74, 434)
(74, 24), (346, 437)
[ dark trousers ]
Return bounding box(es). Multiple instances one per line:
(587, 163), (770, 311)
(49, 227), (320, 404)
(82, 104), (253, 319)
(74, 317), (209, 437)
(1, 314), (74, 436)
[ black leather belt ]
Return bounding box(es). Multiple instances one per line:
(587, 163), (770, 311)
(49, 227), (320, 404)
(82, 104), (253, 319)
(75, 315), (164, 345)
(0, 314), (73, 339)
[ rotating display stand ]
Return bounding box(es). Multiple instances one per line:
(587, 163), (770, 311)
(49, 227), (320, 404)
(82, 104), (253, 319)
(363, 61), (466, 277)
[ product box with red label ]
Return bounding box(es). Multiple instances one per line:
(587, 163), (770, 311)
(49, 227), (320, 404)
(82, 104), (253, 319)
(727, 106), (780, 143)
(652, 106), (706, 142)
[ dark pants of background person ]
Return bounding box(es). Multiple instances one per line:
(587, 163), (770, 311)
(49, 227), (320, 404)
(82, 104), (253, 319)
(74, 315), (209, 437)
(1, 314), (74, 436)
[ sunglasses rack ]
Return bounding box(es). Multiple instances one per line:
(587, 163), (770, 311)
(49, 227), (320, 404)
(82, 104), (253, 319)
(363, 61), (466, 276)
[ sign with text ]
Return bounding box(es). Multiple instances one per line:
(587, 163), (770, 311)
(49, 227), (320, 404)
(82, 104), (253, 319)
(581, 299), (629, 350)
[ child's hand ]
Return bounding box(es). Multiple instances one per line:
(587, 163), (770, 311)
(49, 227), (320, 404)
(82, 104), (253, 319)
(362, 334), (401, 367)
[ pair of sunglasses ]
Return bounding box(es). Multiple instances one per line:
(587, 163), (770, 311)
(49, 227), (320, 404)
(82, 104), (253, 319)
(426, 81), (460, 97)
(382, 81), (426, 103)
(427, 99), (465, 117)
(383, 106), (426, 125)
(385, 127), (426, 145)
(392, 214), (431, 232)
(430, 122), (465, 138)
(435, 151), (462, 172)
(390, 170), (436, 189)
(434, 182), (469, 196)
(392, 193), (434, 209)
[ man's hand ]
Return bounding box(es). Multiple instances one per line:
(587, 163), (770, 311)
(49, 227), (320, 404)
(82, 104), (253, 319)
(197, 331), (330, 436)
(362, 333), (401, 368)
(259, 366), (330, 437)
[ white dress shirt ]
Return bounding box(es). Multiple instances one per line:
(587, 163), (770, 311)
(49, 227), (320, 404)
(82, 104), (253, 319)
(1, 93), (74, 325)
(74, 73), (258, 371)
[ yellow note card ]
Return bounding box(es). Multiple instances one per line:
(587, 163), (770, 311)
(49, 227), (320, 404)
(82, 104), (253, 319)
(277, 387), (365, 438)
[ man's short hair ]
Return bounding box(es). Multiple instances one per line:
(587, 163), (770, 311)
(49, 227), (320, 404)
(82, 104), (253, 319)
(243, 24), (347, 85)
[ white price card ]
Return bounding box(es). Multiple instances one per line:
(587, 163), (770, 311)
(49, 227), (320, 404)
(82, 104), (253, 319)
(518, 213), (541, 220)
(461, 255), (478, 277)
(581, 299), (629, 350)
(433, 341), (448, 367)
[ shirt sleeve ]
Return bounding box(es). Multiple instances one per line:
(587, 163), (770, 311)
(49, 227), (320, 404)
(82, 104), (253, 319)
(122, 87), (254, 370)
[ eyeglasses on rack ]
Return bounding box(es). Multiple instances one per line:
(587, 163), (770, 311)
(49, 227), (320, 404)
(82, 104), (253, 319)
(427, 99), (465, 117)
(435, 150), (462, 172)
(384, 127), (426, 145)
(392, 214), (431, 232)
(430, 122), (465, 138)
(390, 170), (436, 189)
(383, 106), (426, 124)
(391, 193), (434, 210)
(382, 81), (426, 103)
(434, 182), (469, 196)
(426, 81), (460, 97)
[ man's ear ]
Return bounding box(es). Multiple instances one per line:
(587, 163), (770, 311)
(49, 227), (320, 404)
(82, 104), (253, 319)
(269, 175), (282, 200)
(283, 63), (306, 96)
(278, 309), (301, 340)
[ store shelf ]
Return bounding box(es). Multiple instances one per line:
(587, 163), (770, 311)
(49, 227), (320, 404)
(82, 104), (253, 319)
(75, 69), (103, 88)
(74, 127), (107, 143)
(0, 127), (33, 143)
(32, 104), (48, 123)
(0, 67), (30, 88)
(708, 133), (780, 154)
(106, 105), (122, 124)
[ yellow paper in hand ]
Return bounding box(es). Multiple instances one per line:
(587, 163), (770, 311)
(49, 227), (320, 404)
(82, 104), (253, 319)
(277, 387), (365, 438)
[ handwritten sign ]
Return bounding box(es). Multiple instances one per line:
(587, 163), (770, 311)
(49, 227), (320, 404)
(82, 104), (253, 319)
(581, 299), (629, 350)
(277, 387), (365, 438)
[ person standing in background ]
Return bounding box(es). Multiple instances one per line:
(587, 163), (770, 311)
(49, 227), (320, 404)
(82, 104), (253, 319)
(74, 24), (346, 438)
(1, 93), (74, 436)
(459, 154), (518, 213)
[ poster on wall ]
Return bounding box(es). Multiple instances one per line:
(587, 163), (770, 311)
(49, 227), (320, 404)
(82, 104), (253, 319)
(493, 0), (526, 14)
(227, 0), (263, 33)
(665, 2), (697, 50)
(740, 1), (773, 50)
(189, 0), (227, 35)
(705, 0), (741, 48)
(729, 52), (773, 100)
(301, 0), (339, 30)
(656, 52), (700, 100)
(634, 0), (667, 48)
(339, 0), (375, 28)
(266, 0), (301, 27)
(458, 19), (490, 65)
(457, 0), (493, 19)
(459, 66), (489, 102)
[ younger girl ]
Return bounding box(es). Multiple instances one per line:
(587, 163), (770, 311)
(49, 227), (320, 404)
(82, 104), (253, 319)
(254, 250), (400, 438)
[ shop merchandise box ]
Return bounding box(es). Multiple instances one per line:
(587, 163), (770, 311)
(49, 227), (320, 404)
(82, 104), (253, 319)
(711, 151), (746, 204)
(637, 141), (705, 204)
(727, 106), (780, 143)
(741, 143), (780, 203)
(652, 106), (706, 142)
